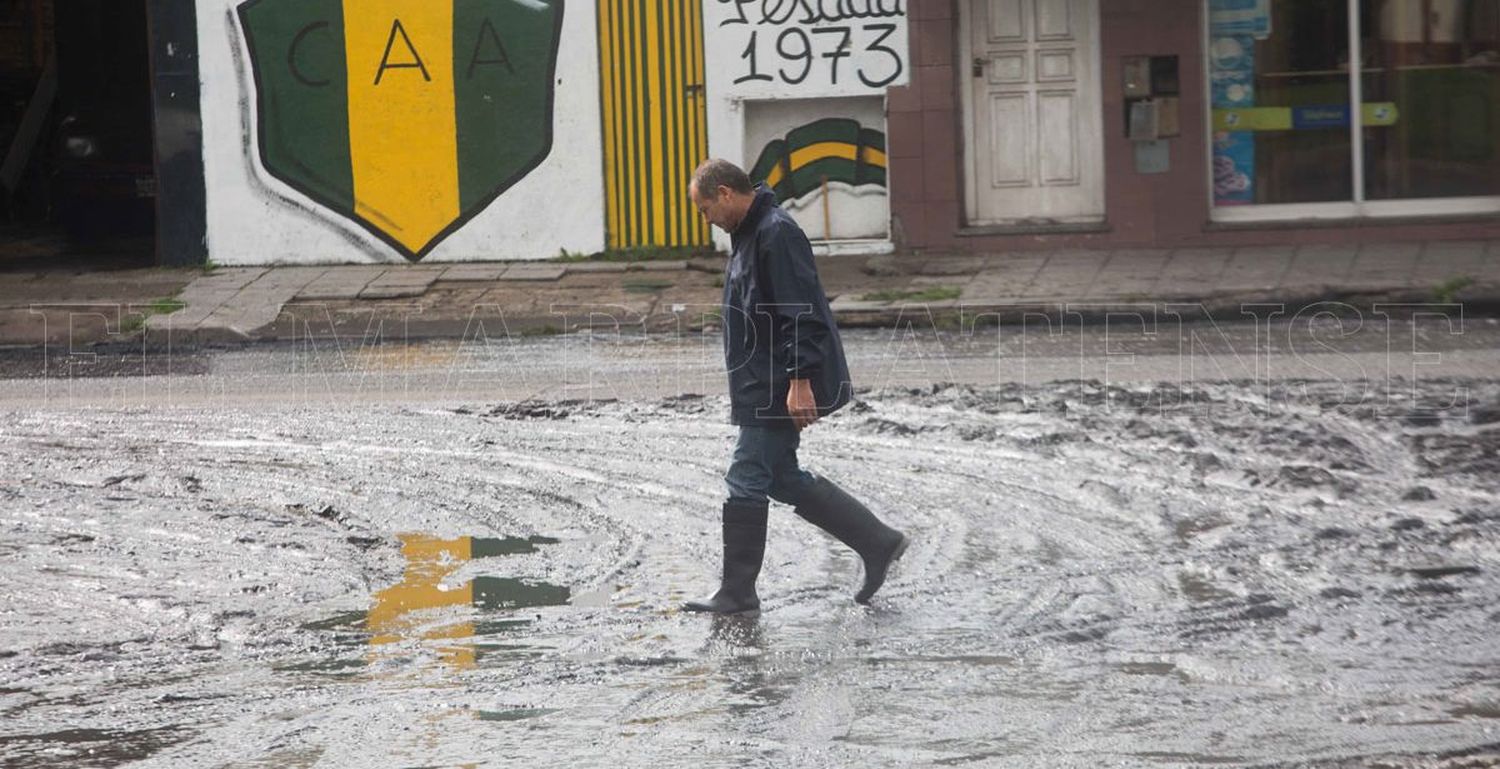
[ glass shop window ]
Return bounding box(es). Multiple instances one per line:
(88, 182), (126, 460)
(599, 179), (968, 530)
(1361, 0), (1500, 200)
(1208, 0), (1500, 210)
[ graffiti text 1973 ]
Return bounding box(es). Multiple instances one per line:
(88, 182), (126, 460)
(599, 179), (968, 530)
(735, 23), (902, 88)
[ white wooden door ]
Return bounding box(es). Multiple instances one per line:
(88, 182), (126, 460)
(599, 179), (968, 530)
(965, 0), (1104, 225)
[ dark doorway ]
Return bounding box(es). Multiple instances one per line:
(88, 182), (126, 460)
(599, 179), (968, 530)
(0, 0), (157, 272)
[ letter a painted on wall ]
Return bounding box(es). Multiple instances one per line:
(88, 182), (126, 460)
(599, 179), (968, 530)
(238, 0), (564, 261)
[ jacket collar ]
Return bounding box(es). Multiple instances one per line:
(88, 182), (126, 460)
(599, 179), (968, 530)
(731, 184), (777, 243)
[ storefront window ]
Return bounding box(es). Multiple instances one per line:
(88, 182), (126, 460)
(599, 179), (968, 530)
(1361, 0), (1500, 200)
(1208, 0), (1500, 212)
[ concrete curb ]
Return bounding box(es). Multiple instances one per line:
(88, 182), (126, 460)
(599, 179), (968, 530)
(103, 288), (1493, 353)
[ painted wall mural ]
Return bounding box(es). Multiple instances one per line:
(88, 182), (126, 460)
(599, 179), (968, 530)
(749, 117), (886, 203)
(744, 98), (889, 240)
(199, 0), (603, 265)
(236, 0), (564, 261)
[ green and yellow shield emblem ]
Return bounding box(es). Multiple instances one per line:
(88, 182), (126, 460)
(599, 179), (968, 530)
(238, 0), (564, 261)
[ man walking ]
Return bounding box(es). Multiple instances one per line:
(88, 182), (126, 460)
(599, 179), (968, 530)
(683, 158), (909, 616)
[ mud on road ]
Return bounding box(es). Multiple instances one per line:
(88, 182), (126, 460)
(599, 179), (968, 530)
(1, 379), (1498, 768)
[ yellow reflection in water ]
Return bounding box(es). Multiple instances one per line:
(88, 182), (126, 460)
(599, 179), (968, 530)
(364, 533), (569, 671)
(367, 535), (478, 669)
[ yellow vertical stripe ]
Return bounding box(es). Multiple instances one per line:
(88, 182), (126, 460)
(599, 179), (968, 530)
(645, 1), (661, 244)
(345, 2), (459, 254)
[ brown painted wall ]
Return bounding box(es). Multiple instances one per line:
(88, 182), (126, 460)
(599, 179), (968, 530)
(888, 0), (1500, 253)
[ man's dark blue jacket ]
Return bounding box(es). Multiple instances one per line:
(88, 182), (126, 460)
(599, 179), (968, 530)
(721, 184), (852, 426)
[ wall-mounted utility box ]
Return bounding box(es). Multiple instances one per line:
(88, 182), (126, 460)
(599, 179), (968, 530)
(1123, 55), (1181, 140)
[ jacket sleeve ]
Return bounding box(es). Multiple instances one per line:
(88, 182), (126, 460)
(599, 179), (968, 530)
(757, 223), (830, 379)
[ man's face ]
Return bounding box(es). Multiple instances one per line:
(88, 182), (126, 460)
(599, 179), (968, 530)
(691, 181), (737, 233)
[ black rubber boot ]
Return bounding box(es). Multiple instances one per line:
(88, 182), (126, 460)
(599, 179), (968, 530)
(793, 475), (909, 604)
(683, 499), (769, 616)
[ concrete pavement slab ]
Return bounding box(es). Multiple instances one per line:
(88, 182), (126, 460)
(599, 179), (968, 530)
(364, 277), (438, 289)
(1484, 241), (1500, 277)
(562, 262), (629, 273)
(1353, 243), (1420, 279)
(1025, 274), (1106, 299)
(916, 256), (987, 276)
(1028, 251), (1108, 294)
(360, 285), (430, 299)
(971, 254), (1047, 274)
(1098, 249), (1170, 272)
(503, 264), (567, 281)
(296, 267), (389, 300)
(1414, 241), (1487, 284)
(192, 268), (266, 291)
(145, 307), (218, 332)
(1284, 245), (1357, 286)
(1090, 250), (1170, 297)
(958, 285), (1027, 304)
(439, 264), (511, 281)
(247, 266), (327, 287)
(961, 258), (1040, 297)
(360, 269), (442, 299)
(1217, 246), (1294, 292)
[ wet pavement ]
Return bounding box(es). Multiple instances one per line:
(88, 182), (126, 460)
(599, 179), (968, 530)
(2, 323), (1499, 768)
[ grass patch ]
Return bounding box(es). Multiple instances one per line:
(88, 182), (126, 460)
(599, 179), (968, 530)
(860, 285), (962, 303)
(1434, 275), (1474, 303)
(558, 245), (710, 263)
(122, 295), (187, 335)
(147, 298), (186, 315)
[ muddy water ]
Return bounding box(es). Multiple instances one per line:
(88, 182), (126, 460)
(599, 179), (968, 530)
(1, 379), (1498, 767)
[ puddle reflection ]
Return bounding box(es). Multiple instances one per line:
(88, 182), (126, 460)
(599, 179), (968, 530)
(301, 534), (570, 672)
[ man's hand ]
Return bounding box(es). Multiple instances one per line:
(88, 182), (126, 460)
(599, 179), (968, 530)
(787, 378), (819, 430)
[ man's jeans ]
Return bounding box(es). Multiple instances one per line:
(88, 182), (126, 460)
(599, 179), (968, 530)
(724, 424), (819, 506)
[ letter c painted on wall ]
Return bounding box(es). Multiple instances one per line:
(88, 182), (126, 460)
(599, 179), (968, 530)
(288, 21), (332, 87)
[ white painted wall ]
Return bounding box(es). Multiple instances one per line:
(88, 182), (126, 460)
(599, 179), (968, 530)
(197, 0), (605, 265)
(701, 0), (909, 250)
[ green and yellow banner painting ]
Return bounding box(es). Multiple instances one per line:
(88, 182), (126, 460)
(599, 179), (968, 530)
(238, 0), (564, 261)
(748, 118), (888, 204)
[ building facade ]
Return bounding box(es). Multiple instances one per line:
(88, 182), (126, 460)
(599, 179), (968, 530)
(102, 1), (1500, 265)
(889, 0), (1500, 252)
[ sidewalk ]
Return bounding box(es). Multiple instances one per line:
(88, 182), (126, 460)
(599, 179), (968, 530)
(2, 240), (1497, 348)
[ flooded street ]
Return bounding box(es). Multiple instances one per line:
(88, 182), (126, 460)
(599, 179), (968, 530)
(2, 322), (1499, 767)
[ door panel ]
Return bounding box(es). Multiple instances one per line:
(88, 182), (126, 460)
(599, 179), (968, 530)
(990, 94), (1030, 185)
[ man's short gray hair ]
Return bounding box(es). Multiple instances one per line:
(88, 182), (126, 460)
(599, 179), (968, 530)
(691, 158), (754, 200)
